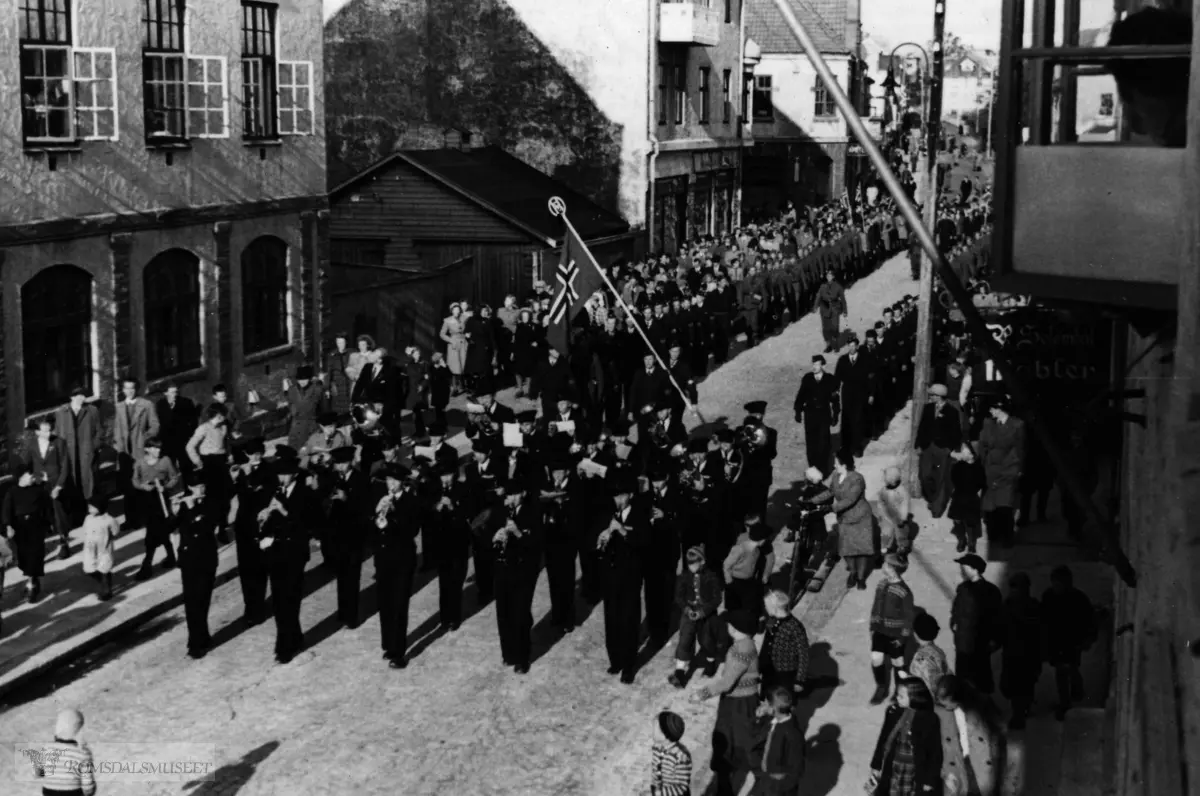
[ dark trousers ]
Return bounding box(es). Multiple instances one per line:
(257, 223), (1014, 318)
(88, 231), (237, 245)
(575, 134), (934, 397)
(181, 547), (217, 652)
(675, 612), (719, 663)
(918, 444), (953, 518)
(642, 553), (677, 642)
(376, 549), (417, 660)
(578, 536), (602, 601)
(956, 648), (995, 694)
(545, 541), (578, 627)
(409, 406), (428, 439)
(269, 560), (306, 658)
(333, 544), (363, 626)
(234, 526), (269, 620)
(1020, 482), (1052, 524)
(804, 418), (833, 477)
(841, 400), (869, 456)
(603, 579), (642, 676)
(952, 518), (981, 551)
(724, 577), (764, 622)
(471, 538), (495, 603)
(118, 452), (142, 528)
(985, 507), (1015, 547)
(141, 493), (176, 568)
(200, 455), (231, 529)
(437, 556), (469, 626)
(819, 313), (840, 347)
(495, 566), (537, 666)
(712, 314), (731, 362)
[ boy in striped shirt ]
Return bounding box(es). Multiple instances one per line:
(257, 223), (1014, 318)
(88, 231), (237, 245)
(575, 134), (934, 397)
(650, 710), (692, 796)
(31, 708), (96, 796)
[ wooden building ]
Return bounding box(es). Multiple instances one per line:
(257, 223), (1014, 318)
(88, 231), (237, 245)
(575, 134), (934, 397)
(0, 0), (328, 470)
(327, 146), (634, 354)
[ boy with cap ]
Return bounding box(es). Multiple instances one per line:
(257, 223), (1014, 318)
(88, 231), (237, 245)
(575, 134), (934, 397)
(793, 355), (839, 477)
(950, 553), (1003, 694)
(670, 544), (723, 687)
(322, 446), (369, 627)
(649, 710), (692, 796)
(175, 477), (217, 658)
(131, 436), (180, 579)
(869, 553), (914, 704)
(31, 708), (96, 796)
(231, 437), (272, 625)
(283, 365), (324, 450)
(600, 474), (649, 684)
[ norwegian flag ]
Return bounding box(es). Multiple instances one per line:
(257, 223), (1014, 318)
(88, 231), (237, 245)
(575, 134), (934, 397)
(548, 257), (580, 324)
(543, 220), (602, 353)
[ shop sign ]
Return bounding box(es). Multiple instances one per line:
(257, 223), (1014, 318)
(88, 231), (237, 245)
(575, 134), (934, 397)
(978, 306), (1112, 393)
(693, 149), (736, 173)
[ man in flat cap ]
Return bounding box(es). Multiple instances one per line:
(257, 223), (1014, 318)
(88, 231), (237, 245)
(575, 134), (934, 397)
(914, 383), (963, 517)
(950, 553), (1003, 694)
(793, 355), (840, 477)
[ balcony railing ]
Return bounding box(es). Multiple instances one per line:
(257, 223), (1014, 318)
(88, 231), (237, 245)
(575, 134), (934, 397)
(659, 1), (721, 47)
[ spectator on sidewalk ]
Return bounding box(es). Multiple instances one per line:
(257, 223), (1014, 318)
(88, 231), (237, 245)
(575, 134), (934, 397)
(869, 553), (915, 705)
(53, 387), (103, 559)
(131, 437), (180, 579)
(759, 590), (811, 699)
(948, 443), (986, 554)
(722, 513), (774, 623)
(81, 494), (120, 601)
(749, 686), (807, 795)
(867, 678), (943, 796)
(670, 545), (723, 688)
(21, 417), (73, 560)
(648, 711), (692, 796)
(876, 466), (914, 555)
(935, 674), (1006, 796)
(114, 377), (160, 530)
(1042, 565), (1096, 721)
(831, 450), (875, 590)
(3, 465), (52, 603)
(978, 396), (1025, 548)
(950, 554), (1003, 695)
(905, 612), (950, 700)
(31, 708), (97, 796)
(914, 384), (963, 518)
(999, 571), (1044, 729)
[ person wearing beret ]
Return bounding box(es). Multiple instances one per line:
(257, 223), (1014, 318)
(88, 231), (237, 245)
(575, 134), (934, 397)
(257, 456), (317, 664)
(372, 464), (423, 668)
(321, 445), (369, 628)
(691, 610), (763, 794)
(283, 365), (324, 451)
(600, 475), (650, 684)
(793, 355), (840, 477)
(914, 384), (963, 519)
(231, 437), (272, 626)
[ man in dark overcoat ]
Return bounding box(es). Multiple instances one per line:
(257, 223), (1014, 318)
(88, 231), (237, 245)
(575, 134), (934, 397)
(835, 336), (875, 458)
(600, 473), (649, 684)
(793, 356), (840, 477)
(914, 384), (964, 518)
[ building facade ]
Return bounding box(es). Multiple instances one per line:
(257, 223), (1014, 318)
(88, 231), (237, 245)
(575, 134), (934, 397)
(0, 0), (328, 468)
(742, 0), (867, 215)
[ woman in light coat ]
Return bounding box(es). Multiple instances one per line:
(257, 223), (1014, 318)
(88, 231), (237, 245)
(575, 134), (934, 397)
(439, 303), (468, 395)
(831, 449), (876, 590)
(935, 674), (1006, 796)
(977, 396), (1025, 548)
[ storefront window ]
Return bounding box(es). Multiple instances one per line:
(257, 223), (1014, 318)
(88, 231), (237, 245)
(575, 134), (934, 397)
(691, 180), (712, 240)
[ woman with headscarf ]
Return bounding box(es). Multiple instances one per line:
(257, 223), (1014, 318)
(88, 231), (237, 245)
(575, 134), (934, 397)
(831, 449), (876, 590)
(935, 674), (1006, 796)
(867, 677), (943, 796)
(691, 610), (763, 796)
(439, 303), (468, 396)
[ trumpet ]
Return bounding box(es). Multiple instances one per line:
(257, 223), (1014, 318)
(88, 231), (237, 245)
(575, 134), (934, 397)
(737, 424), (769, 451)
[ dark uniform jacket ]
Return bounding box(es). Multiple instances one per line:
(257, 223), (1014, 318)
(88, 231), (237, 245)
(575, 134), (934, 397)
(793, 373), (840, 424)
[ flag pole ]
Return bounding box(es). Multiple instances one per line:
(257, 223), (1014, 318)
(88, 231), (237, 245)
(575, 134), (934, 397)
(548, 197), (707, 426)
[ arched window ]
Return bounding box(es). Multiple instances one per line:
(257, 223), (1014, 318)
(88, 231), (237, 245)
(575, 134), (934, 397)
(144, 248), (202, 378)
(241, 235), (289, 354)
(22, 264), (93, 412)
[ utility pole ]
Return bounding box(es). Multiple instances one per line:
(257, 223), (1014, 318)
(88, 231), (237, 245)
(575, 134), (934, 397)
(908, 0), (947, 493)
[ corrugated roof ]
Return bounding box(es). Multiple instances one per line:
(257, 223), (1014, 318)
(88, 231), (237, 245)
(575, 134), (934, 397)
(747, 0), (851, 55)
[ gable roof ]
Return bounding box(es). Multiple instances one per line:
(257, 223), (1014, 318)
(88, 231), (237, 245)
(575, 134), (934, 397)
(747, 0), (850, 55)
(330, 146), (630, 244)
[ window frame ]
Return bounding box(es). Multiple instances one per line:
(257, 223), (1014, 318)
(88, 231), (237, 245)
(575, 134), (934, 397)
(1099, 92), (1114, 117)
(142, 0), (187, 144)
(73, 47), (118, 141)
(699, 67), (710, 124)
(814, 76), (837, 118)
(21, 264), (95, 413)
(752, 74), (774, 121)
(143, 249), (203, 379)
(277, 60), (314, 136)
(673, 64), (685, 126)
(657, 63), (666, 126)
(18, 0), (75, 146)
(241, 1), (279, 142)
(241, 236), (290, 355)
(186, 55), (230, 138)
(722, 69), (732, 123)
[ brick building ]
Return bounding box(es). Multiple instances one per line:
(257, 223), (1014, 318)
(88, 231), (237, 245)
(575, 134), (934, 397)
(0, 0), (328, 470)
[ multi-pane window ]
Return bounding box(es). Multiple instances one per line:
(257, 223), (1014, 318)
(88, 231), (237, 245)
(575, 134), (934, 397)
(186, 56), (228, 137)
(242, 236), (289, 354)
(673, 65), (685, 125)
(722, 69), (732, 123)
(19, 0), (74, 143)
(753, 75), (773, 120)
(241, 1), (278, 140)
(699, 68), (710, 123)
(143, 0), (186, 141)
(73, 49), (118, 140)
(814, 77), (837, 117)
(657, 64), (666, 125)
(278, 61), (314, 135)
(1099, 93), (1114, 117)
(144, 249), (202, 378)
(22, 265), (94, 412)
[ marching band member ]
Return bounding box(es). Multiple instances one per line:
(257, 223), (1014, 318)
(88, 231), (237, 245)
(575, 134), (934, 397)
(428, 463), (473, 632)
(740, 401), (778, 519)
(231, 437), (271, 626)
(258, 453), (315, 664)
(422, 421), (459, 473)
(464, 392), (515, 444)
(131, 436), (180, 579)
(373, 463), (422, 669)
(301, 411), (349, 469)
(644, 466), (683, 648)
(540, 444), (580, 633)
(492, 480), (542, 674)
(322, 446), (369, 628)
(665, 341), (698, 425)
(600, 472), (649, 684)
(174, 477), (217, 659)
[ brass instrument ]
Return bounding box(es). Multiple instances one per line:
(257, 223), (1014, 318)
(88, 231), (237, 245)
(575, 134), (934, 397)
(737, 424), (769, 451)
(229, 462), (253, 480)
(374, 493), (396, 528)
(719, 446), (744, 485)
(351, 403), (381, 432)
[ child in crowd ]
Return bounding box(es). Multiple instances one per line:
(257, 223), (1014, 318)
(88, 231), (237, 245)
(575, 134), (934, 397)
(649, 710), (691, 796)
(31, 708), (97, 796)
(81, 495), (120, 600)
(669, 545), (723, 688)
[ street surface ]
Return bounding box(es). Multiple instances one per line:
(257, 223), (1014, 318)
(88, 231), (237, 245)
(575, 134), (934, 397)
(3, 252), (1108, 796)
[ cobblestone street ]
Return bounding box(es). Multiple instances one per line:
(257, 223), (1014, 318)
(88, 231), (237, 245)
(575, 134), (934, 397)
(2, 255), (917, 796)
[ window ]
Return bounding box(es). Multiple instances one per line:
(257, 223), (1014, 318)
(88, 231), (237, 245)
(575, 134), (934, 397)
(186, 56), (228, 137)
(143, 0), (186, 141)
(814, 76), (837, 117)
(753, 75), (773, 120)
(241, 1), (278, 140)
(725, 0), (732, 24)
(144, 249), (202, 378)
(22, 265), (93, 412)
(673, 65), (685, 125)
(1099, 92), (1114, 117)
(19, 0), (73, 143)
(699, 68), (710, 123)
(241, 236), (289, 354)
(278, 61), (314, 135)
(331, 238), (387, 268)
(657, 63), (666, 125)
(73, 48), (118, 140)
(722, 69), (732, 123)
